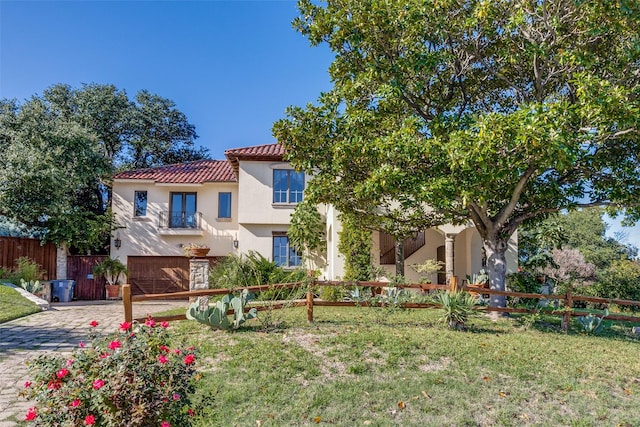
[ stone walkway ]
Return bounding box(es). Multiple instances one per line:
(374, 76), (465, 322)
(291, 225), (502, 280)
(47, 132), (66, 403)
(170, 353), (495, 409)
(0, 300), (187, 426)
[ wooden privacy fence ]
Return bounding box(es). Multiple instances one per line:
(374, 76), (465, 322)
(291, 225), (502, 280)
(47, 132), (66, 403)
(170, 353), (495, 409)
(0, 237), (57, 279)
(122, 278), (640, 331)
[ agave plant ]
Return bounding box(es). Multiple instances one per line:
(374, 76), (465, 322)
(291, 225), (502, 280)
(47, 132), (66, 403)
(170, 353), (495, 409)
(433, 290), (478, 330)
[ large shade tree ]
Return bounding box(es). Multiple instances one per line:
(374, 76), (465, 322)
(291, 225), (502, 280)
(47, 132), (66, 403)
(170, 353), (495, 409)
(274, 0), (640, 312)
(0, 83), (207, 252)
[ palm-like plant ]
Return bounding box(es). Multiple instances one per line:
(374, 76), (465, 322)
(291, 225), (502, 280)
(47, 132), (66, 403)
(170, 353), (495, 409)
(433, 291), (478, 330)
(93, 258), (128, 286)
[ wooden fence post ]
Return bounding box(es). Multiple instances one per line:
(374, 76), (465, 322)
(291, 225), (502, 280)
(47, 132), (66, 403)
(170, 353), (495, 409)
(306, 283), (314, 323)
(562, 289), (573, 333)
(122, 284), (132, 323)
(449, 276), (460, 292)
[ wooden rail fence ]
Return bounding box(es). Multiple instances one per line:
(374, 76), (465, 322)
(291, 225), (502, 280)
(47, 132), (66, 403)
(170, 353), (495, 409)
(122, 277), (640, 332)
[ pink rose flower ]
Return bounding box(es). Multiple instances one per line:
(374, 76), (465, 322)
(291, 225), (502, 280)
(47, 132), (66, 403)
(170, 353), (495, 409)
(78, 341), (86, 348)
(24, 381), (32, 388)
(108, 340), (121, 350)
(158, 355), (168, 364)
(84, 414), (95, 425)
(161, 321), (170, 328)
(183, 354), (195, 365)
(89, 320), (99, 327)
(145, 318), (156, 327)
(119, 321), (132, 331)
(24, 407), (37, 421)
(172, 393), (180, 401)
(92, 379), (105, 390)
(70, 399), (81, 407)
(161, 421), (171, 427)
(56, 368), (69, 379)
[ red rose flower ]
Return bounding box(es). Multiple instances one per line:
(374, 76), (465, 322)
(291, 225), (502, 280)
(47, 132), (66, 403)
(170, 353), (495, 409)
(70, 399), (81, 407)
(89, 320), (99, 327)
(108, 340), (121, 350)
(183, 354), (195, 365)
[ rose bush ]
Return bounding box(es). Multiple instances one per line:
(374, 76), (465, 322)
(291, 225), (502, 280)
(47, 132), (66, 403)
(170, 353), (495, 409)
(20, 317), (198, 426)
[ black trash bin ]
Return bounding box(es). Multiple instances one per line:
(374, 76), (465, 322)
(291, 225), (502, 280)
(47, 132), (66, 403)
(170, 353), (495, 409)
(51, 280), (75, 302)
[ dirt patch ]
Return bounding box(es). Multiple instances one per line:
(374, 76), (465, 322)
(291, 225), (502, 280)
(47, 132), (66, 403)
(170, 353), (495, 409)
(281, 329), (349, 381)
(418, 356), (452, 372)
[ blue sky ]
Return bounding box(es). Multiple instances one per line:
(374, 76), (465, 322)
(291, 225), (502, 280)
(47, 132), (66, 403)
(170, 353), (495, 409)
(1, 0), (639, 250)
(0, 0), (334, 159)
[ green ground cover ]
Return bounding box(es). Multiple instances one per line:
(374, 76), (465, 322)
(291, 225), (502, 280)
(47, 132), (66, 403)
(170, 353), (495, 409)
(0, 285), (40, 323)
(166, 305), (640, 427)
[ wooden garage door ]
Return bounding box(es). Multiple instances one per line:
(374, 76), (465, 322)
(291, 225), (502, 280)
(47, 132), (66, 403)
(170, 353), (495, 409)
(127, 256), (222, 296)
(127, 256), (190, 296)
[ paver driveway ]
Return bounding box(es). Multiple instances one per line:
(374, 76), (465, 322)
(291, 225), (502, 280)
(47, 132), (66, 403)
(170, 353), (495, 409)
(0, 300), (186, 426)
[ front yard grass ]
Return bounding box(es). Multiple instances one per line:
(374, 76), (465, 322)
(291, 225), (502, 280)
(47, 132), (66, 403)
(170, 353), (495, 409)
(166, 305), (640, 427)
(0, 284), (41, 323)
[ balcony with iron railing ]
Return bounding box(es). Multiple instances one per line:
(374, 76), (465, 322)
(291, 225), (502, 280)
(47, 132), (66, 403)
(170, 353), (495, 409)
(158, 211), (204, 235)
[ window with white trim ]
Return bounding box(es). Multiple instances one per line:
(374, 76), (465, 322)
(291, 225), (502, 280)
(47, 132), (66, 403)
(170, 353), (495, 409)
(273, 169), (304, 204)
(273, 234), (302, 267)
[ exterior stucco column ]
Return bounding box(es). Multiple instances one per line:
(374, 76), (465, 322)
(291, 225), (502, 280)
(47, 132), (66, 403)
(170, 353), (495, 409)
(56, 246), (67, 280)
(189, 259), (210, 306)
(445, 233), (456, 284)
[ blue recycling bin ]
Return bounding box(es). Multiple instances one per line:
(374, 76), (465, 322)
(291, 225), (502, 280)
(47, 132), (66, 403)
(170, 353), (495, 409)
(51, 280), (75, 302)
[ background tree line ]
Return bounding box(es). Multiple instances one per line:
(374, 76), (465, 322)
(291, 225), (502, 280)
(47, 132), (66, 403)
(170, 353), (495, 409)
(517, 207), (640, 303)
(0, 83), (208, 253)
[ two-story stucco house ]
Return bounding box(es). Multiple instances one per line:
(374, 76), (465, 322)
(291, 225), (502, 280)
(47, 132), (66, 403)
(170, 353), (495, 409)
(111, 143), (517, 294)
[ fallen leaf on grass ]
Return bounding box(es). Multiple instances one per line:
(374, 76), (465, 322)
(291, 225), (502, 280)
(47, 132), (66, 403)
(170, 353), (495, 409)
(421, 391), (431, 398)
(498, 391), (509, 398)
(398, 401), (406, 410)
(313, 416), (322, 423)
(482, 376), (491, 382)
(624, 388), (632, 395)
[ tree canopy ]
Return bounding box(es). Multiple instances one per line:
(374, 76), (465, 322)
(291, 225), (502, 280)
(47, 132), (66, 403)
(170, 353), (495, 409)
(274, 0), (640, 309)
(0, 83), (207, 251)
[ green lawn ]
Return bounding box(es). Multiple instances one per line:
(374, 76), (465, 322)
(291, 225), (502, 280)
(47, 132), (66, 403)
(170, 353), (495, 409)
(0, 284), (41, 323)
(166, 305), (640, 427)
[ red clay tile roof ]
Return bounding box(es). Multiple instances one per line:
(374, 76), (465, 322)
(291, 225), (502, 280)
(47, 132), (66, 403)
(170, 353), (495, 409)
(113, 144), (286, 183)
(224, 143), (285, 174)
(113, 159), (236, 184)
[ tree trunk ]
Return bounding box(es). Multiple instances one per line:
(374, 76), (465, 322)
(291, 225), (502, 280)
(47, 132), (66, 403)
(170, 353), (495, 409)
(483, 237), (508, 318)
(395, 240), (405, 277)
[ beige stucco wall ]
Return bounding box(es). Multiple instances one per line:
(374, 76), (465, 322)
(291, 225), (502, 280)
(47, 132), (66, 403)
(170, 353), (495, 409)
(237, 161), (303, 225)
(322, 205), (345, 280)
(111, 180), (240, 265)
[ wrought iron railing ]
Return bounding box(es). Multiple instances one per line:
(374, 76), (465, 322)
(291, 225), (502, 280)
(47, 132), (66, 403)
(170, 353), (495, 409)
(158, 211), (202, 229)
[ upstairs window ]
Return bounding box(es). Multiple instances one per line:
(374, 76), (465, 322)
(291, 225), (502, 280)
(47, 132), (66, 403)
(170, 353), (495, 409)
(218, 192), (232, 219)
(273, 234), (302, 268)
(273, 170), (304, 204)
(134, 191), (147, 217)
(170, 192), (197, 228)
